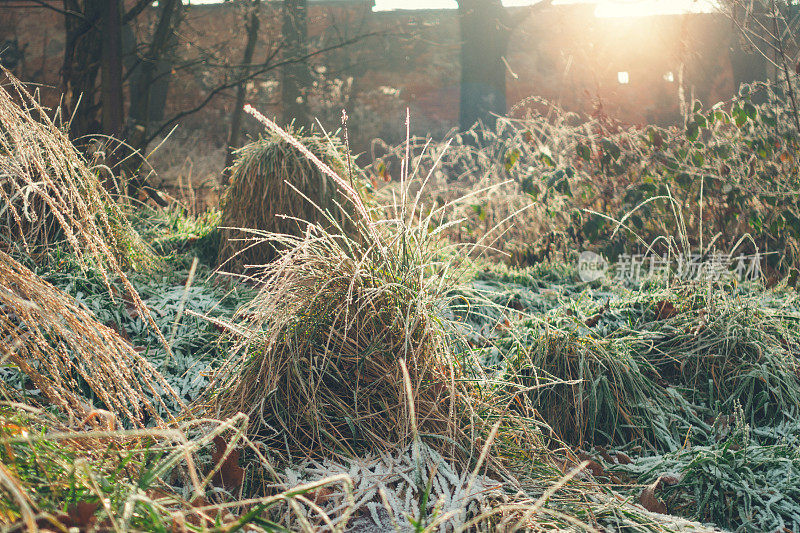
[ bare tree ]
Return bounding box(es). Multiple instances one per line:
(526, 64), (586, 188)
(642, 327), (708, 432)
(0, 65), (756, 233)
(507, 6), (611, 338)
(100, 0), (123, 139)
(222, 0), (262, 185)
(127, 0), (181, 150)
(457, 0), (511, 131)
(61, 0), (104, 141)
(282, 0), (312, 128)
(723, 0), (800, 131)
(50, 0), (153, 142)
(456, 1), (550, 131)
(6, 0), (382, 198)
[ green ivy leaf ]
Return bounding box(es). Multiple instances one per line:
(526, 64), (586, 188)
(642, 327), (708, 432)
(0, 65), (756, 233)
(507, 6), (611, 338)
(734, 106), (748, 127)
(540, 153), (556, 167)
(505, 148), (521, 171)
(743, 102), (757, 120)
(602, 140), (621, 161)
(714, 110), (730, 125)
(693, 113), (707, 129)
(686, 121), (700, 142)
(577, 143), (591, 161)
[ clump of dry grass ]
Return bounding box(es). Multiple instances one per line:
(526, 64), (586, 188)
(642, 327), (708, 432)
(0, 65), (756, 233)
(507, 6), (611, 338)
(0, 251), (184, 426)
(650, 289), (800, 424)
(0, 69), (183, 425)
(0, 69), (155, 272)
(209, 108), (484, 462)
(212, 222), (464, 458)
(503, 327), (663, 447)
(218, 127), (366, 272)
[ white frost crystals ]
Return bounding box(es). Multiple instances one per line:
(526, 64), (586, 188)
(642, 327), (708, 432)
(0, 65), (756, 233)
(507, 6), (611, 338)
(277, 443), (504, 532)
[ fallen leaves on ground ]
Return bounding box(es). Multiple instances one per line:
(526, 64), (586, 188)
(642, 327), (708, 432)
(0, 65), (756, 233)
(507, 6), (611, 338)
(211, 435), (244, 491)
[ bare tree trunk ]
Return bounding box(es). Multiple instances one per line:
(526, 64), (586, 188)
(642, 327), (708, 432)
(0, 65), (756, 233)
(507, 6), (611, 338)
(222, 0), (262, 186)
(128, 0), (180, 150)
(771, 0), (800, 134)
(101, 0), (124, 139)
(62, 0), (103, 142)
(121, 0), (179, 203)
(457, 0), (511, 131)
(282, 0), (312, 128)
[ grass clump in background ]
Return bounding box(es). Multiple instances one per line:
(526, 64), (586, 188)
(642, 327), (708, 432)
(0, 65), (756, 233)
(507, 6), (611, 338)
(649, 289), (800, 425)
(476, 274), (800, 449)
(501, 324), (665, 447)
(218, 128), (369, 272)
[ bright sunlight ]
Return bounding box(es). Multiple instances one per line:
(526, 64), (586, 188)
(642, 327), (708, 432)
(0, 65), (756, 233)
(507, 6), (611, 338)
(373, 0), (717, 17)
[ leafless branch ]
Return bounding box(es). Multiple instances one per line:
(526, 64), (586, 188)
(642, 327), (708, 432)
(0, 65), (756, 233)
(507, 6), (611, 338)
(6, 0), (85, 19)
(145, 30), (384, 144)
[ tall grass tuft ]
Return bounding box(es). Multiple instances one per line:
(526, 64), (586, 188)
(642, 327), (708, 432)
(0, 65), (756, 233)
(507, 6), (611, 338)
(0, 69), (183, 424)
(0, 69), (155, 272)
(218, 128), (367, 272)
(503, 325), (664, 447)
(216, 227), (469, 457)
(211, 189), (469, 460)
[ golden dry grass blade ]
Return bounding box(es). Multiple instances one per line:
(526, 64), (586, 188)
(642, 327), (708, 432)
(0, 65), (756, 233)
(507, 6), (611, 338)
(0, 68), (154, 273)
(0, 69), (183, 416)
(0, 251), (185, 426)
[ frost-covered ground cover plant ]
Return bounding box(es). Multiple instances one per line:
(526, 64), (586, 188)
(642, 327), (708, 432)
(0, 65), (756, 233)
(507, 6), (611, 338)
(455, 261), (800, 532)
(611, 409), (800, 532)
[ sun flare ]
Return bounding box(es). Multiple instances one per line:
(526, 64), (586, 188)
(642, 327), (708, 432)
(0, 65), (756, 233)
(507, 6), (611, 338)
(372, 0), (718, 17)
(590, 0), (718, 17)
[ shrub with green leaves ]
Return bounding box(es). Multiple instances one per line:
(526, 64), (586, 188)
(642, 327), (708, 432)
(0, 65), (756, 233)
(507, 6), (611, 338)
(519, 81), (800, 268)
(370, 81), (800, 270)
